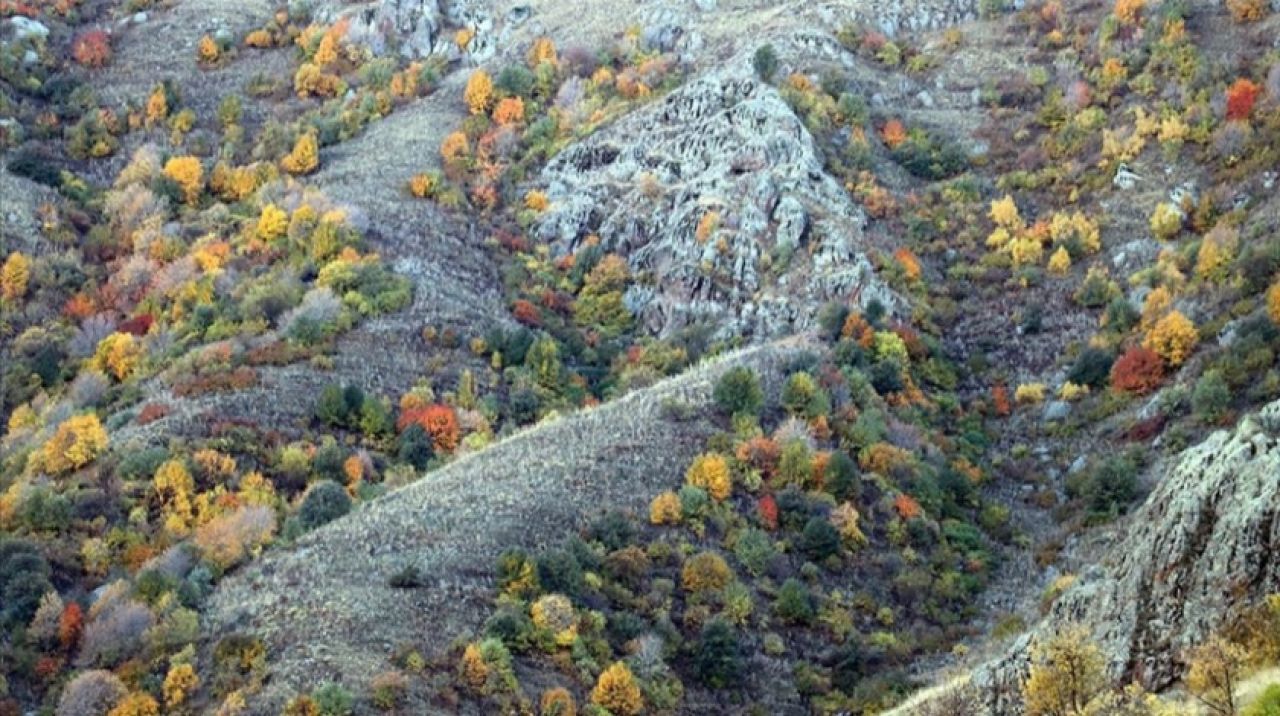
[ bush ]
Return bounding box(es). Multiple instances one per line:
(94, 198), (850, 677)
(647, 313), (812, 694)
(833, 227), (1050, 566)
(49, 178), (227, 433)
(681, 551), (733, 594)
(57, 669), (127, 716)
(0, 539), (53, 627)
(714, 366), (764, 417)
(774, 578), (814, 624)
(1110, 346), (1164, 394)
(396, 423), (434, 469)
(1192, 370), (1231, 424)
(733, 528), (777, 576)
(312, 682), (354, 716)
(298, 481), (351, 531)
(1084, 456), (1138, 517)
(694, 618), (743, 688)
(1244, 684), (1280, 716)
(536, 549), (584, 598)
(753, 44), (779, 82)
(798, 517), (841, 562)
(1068, 348), (1114, 389)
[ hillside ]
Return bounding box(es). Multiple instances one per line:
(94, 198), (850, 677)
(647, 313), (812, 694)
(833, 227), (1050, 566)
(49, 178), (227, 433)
(4, 1), (1280, 715)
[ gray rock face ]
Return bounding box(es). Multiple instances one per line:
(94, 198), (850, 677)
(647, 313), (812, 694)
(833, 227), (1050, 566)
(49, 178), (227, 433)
(968, 401), (1280, 714)
(534, 70), (894, 340)
(323, 0), (497, 60)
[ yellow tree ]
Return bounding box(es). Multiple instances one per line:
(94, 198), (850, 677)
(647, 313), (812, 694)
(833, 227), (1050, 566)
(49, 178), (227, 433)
(459, 643), (488, 692)
(257, 204), (289, 242)
(528, 37), (558, 67)
(1144, 310), (1198, 366)
(1022, 625), (1106, 716)
(1268, 281), (1280, 326)
(163, 663), (199, 708)
(154, 460), (196, 536)
(686, 453), (732, 501)
(93, 332), (143, 381)
(464, 69), (494, 115)
(1185, 636), (1246, 716)
(591, 662), (643, 716)
(649, 491), (681, 525)
(36, 414), (108, 475)
(990, 194), (1023, 229)
(1, 251), (30, 301)
(281, 132), (319, 175)
(107, 692), (159, 716)
(163, 156), (204, 204)
(1048, 246), (1072, 275)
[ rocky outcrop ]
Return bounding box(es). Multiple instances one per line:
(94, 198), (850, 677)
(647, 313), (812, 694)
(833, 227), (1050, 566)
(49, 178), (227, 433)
(967, 400), (1280, 714)
(535, 69), (895, 341)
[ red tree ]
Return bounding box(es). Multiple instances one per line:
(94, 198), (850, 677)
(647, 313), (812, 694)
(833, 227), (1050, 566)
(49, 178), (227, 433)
(398, 404), (461, 453)
(72, 30), (111, 68)
(757, 494), (778, 531)
(1226, 78), (1261, 121)
(1111, 346), (1165, 394)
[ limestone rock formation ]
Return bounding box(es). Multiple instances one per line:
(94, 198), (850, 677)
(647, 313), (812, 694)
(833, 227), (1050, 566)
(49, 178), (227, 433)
(535, 69), (895, 340)
(968, 399), (1280, 714)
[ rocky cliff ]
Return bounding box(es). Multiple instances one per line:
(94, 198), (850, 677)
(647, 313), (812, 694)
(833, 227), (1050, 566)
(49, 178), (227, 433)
(965, 400), (1280, 713)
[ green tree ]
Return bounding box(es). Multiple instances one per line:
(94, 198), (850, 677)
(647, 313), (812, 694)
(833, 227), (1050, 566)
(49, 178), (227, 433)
(694, 618), (743, 688)
(714, 366), (764, 417)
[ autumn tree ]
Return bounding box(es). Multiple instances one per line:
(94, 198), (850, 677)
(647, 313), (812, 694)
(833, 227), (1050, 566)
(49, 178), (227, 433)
(681, 551), (733, 593)
(464, 69), (494, 115)
(649, 491), (681, 525)
(163, 156), (203, 204)
(540, 687), (577, 716)
(1144, 310), (1198, 366)
(1022, 625), (1106, 716)
(591, 662), (643, 716)
(1268, 281), (1280, 326)
(281, 132), (319, 175)
(35, 414), (108, 475)
(397, 404), (460, 453)
(1111, 346), (1165, 394)
(72, 30), (112, 67)
(1226, 78), (1262, 122)
(492, 96), (525, 125)
(528, 37), (558, 68)
(2, 251), (30, 301)
(1186, 636), (1247, 716)
(686, 453), (732, 501)
(93, 332), (143, 381)
(163, 663), (199, 708)
(106, 692), (160, 716)
(153, 459), (196, 536)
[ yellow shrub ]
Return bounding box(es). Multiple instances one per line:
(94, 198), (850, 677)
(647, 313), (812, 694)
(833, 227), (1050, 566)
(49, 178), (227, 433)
(93, 332), (142, 381)
(540, 687), (577, 716)
(1009, 236), (1043, 267)
(1114, 0), (1145, 24)
(1226, 0), (1269, 22)
(591, 662), (643, 716)
(145, 85), (168, 126)
(459, 643), (488, 691)
(649, 491), (681, 525)
(107, 693), (159, 716)
(281, 133), (319, 175)
(35, 414), (108, 475)
(464, 70), (494, 115)
(440, 131), (470, 167)
(197, 34), (220, 64)
(154, 459), (195, 535)
(1268, 281), (1280, 326)
(989, 194), (1022, 229)
(681, 551), (732, 593)
(163, 663), (199, 708)
(1149, 203), (1183, 240)
(1047, 246), (1071, 275)
(1058, 382), (1090, 401)
(454, 28), (474, 51)
(528, 37), (558, 67)
(524, 190), (549, 212)
(245, 29), (273, 48)
(257, 204), (289, 242)
(1015, 383), (1046, 405)
(1144, 310), (1198, 365)
(163, 156), (203, 204)
(1, 251), (30, 301)
(409, 173), (437, 199)
(686, 453), (731, 501)
(1049, 212), (1101, 254)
